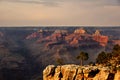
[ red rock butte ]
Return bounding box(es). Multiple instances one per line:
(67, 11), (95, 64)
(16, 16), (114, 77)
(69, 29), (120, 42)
(93, 30), (108, 46)
(74, 28), (86, 34)
(26, 29), (109, 47)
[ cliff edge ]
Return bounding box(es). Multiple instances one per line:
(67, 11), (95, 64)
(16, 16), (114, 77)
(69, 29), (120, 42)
(43, 65), (120, 80)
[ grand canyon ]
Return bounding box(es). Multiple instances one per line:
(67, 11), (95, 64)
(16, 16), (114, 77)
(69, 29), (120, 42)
(0, 27), (119, 80)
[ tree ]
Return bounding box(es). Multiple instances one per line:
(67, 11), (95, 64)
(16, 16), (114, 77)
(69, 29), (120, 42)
(96, 51), (107, 64)
(96, 45), (120, 66)
(76, 51), (89, 66)
(56, 58), (64, 65)
(112, 44), (120, 57)
(89, 62), (95, 66)
(113, 44), (120, 51)
(111, 44), (120, 65)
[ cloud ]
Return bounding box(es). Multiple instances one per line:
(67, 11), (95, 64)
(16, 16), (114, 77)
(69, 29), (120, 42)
(104, 0), (120, 6)
(0, 0), (62, 7)
(73, 0), (120, 6)
(1, 0), (120, 7)
(0, 0), (120, 26)
(117, 0), (120, 4)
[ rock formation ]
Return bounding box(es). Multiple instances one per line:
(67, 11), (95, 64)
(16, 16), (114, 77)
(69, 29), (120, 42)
(43, 65), (120, 80)
(74, 28), (86, 34)
(26, 29), (109, 47)
(26, 29), (51, 40)
(93, 30), (108, 46)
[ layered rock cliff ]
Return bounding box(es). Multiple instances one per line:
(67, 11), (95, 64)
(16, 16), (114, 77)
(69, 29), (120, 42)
(43, 65), (120, 80)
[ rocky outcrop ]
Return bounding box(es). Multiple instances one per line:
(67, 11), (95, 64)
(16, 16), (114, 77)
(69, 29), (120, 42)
(43, 65), (120, 80)
(74, 28), (86, 34)
(26, 29), (109, 48)
(26, 32), (42, 39)
(114, 70), (120, 80)
(93, 30), (108, 47)
(26, 29), (51, 40)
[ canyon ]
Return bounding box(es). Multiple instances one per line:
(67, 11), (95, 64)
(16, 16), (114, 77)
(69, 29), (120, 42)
(26, 28), (109, 47)
(0, 27), (119, 80)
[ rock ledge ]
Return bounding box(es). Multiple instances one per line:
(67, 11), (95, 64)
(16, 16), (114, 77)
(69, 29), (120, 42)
(43, 64), (120, 80)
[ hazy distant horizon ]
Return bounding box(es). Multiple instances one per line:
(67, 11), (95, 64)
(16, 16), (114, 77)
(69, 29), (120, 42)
(0, 25), (120, 28)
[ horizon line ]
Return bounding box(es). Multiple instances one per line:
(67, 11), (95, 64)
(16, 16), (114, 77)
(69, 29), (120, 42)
(0, 25), (120, 27)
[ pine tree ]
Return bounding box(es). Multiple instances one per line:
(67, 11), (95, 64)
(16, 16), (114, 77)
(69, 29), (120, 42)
(76, 51), (89, 66)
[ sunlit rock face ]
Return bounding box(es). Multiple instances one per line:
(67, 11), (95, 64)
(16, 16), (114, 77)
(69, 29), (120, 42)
(74, 28), (86, 34)
(43, 65), (120, 80)
(114, 70), (120, 80)
(93, 30), (108, 47)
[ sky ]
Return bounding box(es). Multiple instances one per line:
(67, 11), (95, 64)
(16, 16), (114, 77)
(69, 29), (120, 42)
(0, 0), (120, 26)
